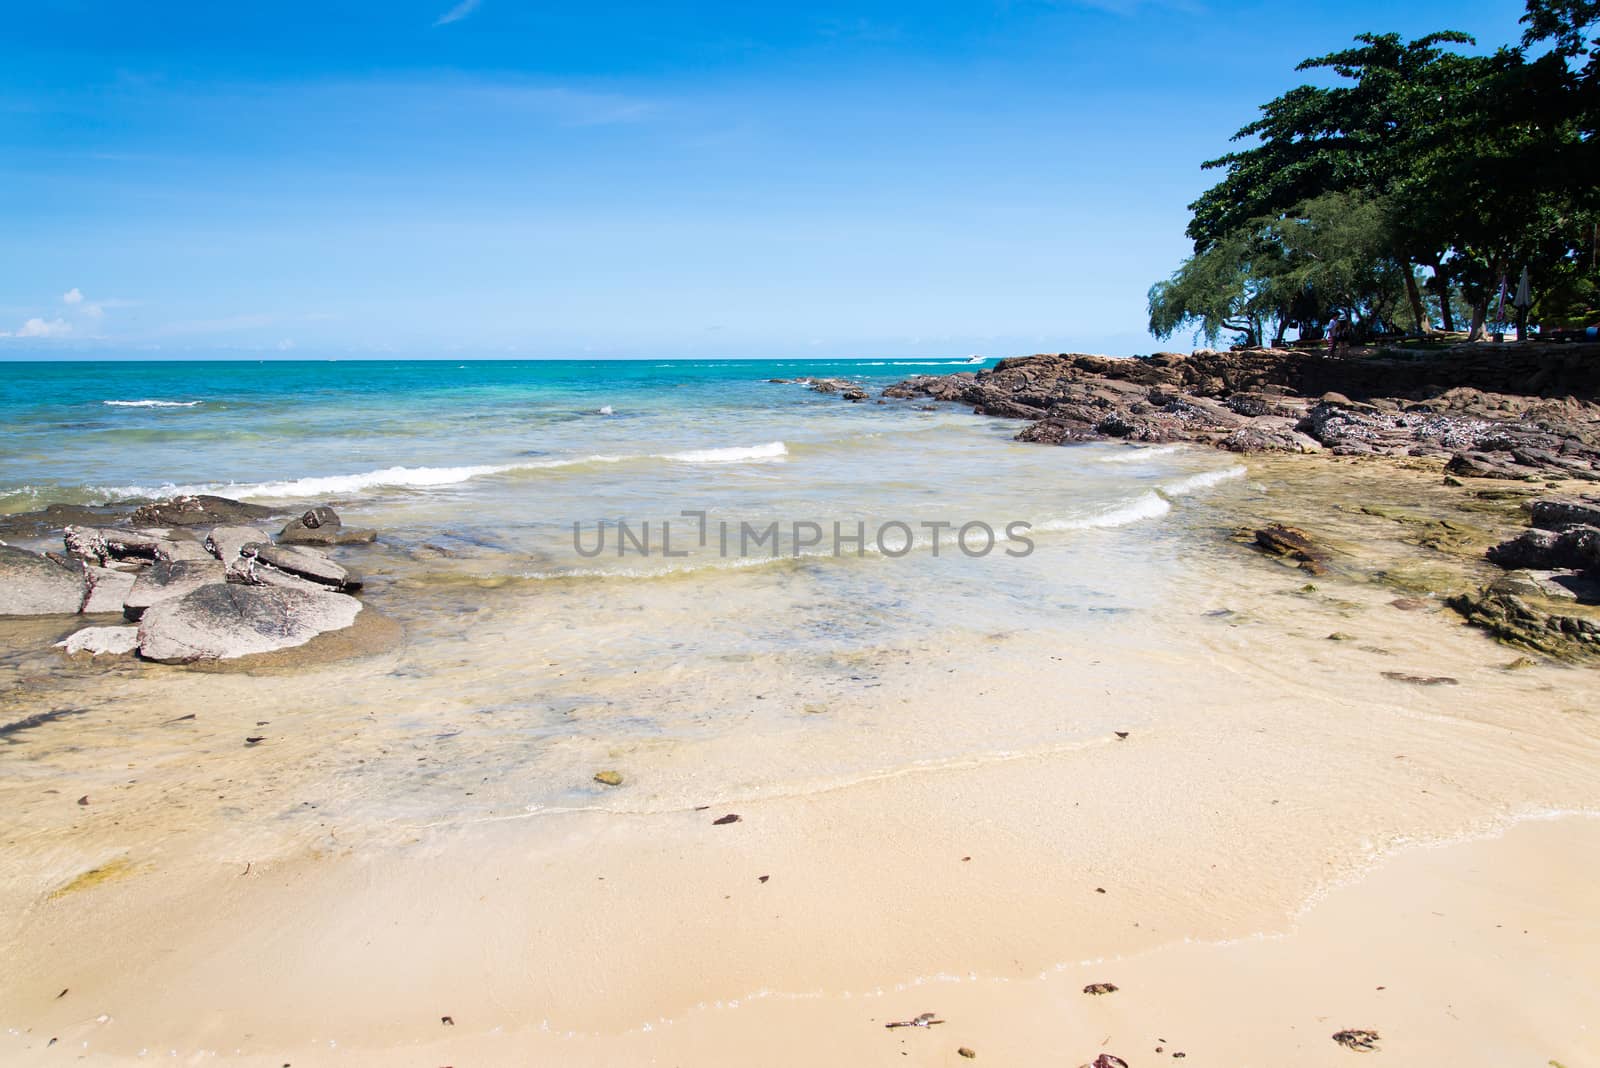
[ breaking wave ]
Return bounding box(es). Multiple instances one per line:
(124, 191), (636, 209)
(102, 400), (201, 409)
(100, 442), (791, 500)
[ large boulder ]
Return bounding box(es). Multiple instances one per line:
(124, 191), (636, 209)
(0, 545), (86, 615)
(122, 559), (227, 621)
(129, 494), (275, 528)
(277, 506), (377, 546)
(136, 584), (363, 663)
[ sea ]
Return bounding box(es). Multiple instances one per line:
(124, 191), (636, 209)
(0, 356), (1256, 823)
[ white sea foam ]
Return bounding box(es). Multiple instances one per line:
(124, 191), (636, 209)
(1161, 465), (1247, 496)
(1095, 444), (1185, 463)
(102, 400), (201, 409)
(103, 442), (791, 500)
(1035, 491), (1173, 531)
(662, 442), (787, 464)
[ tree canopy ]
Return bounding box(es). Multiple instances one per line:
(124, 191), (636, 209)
(1150, 1), (1599, 348)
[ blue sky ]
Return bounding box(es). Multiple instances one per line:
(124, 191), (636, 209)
(2, 1), (1529, 359)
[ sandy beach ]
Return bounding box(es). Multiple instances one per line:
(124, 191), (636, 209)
(4, 439), (1599, 1066)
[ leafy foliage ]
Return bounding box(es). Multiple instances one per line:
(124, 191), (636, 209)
(1152, 2), (1599, 347)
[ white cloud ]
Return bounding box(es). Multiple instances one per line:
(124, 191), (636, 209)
(83, 303), (105, 319)
(276, 338), (297, 351)
(433, 0), (480, 26)
(62, 287), (84, 304)
(1, 317), (74, 338)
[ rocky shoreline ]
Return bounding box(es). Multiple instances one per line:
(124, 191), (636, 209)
(0, 495), (380, 664)
(868, 343), (1600, 660)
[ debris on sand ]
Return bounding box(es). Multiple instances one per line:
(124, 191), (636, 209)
(1332, 1029), (1381, 1052)
(1083, 982), (1119, 995)
(885, 1012), (943, 1029)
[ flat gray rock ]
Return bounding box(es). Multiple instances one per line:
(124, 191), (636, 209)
(136, 583), (362, 663)
(0, 545), (86, 616)
(205, 525), (273, 564)
(57, 625), (141, 656)
(123, 559), (227, 621)
(249, 543), (361, 590)
(82, 565), (137, 614)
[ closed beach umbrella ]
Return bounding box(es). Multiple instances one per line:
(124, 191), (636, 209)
(1514, 266), (1532, 309)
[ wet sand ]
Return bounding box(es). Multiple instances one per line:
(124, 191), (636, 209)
(3, 454), (1599, 1065)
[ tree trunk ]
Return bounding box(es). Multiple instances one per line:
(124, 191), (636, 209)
(1468, 298), (1490, 341)
(1405, 268), (1433, 335)
(1425, 259), (1455, 332)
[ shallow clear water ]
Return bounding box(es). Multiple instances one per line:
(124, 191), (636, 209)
(1, 356), (1259, 825)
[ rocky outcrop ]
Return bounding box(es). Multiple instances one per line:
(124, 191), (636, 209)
(135, 584), (363, 663)
(1448, 581), (1600, 658)
(62, 525), (209, 566)
(0, 545), (88, 615)
(1487, 526), (1600, 571)
(129, 494), (276, 528)
(881, 344), (1600, 480)
(8, 492), (384, 663)
(1530, 498), (1600, 530)
(1457, 494), (1600, 658)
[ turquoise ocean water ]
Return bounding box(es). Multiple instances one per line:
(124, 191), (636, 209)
(0, 356), (1251, 598)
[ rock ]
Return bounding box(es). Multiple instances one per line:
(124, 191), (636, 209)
(246, 543), (362, 592)
(277, 505), (376, 546)
(1222, 419), (1322, 453)
(123, 560), (228, 621)
(63, 526), (188, 565)
(594, 770), (624, 786)
(81, 565), (137, 614)
(230, 559), (332, 593)
(161, 540), (216, 562)
(841, 388), (869, 402)
(136, 584), (363, 663)
(1447, 586), (1600, 659)
(1253, 525), (1328, 574)
(0, 546), (87, 615)
(1381, 671), (1459, 686)
(204, 525), (274, 565)
(0, 503), (137, 540)
(56, 625), (140, 657)
(1529, 498), (1600, 531)
(1446, 451), (1538, 481)
(129, 494), (275, 528)
(1487, 525), (1600, 572)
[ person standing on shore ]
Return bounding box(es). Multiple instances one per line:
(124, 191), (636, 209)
(1325, 313), (1350, 356)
